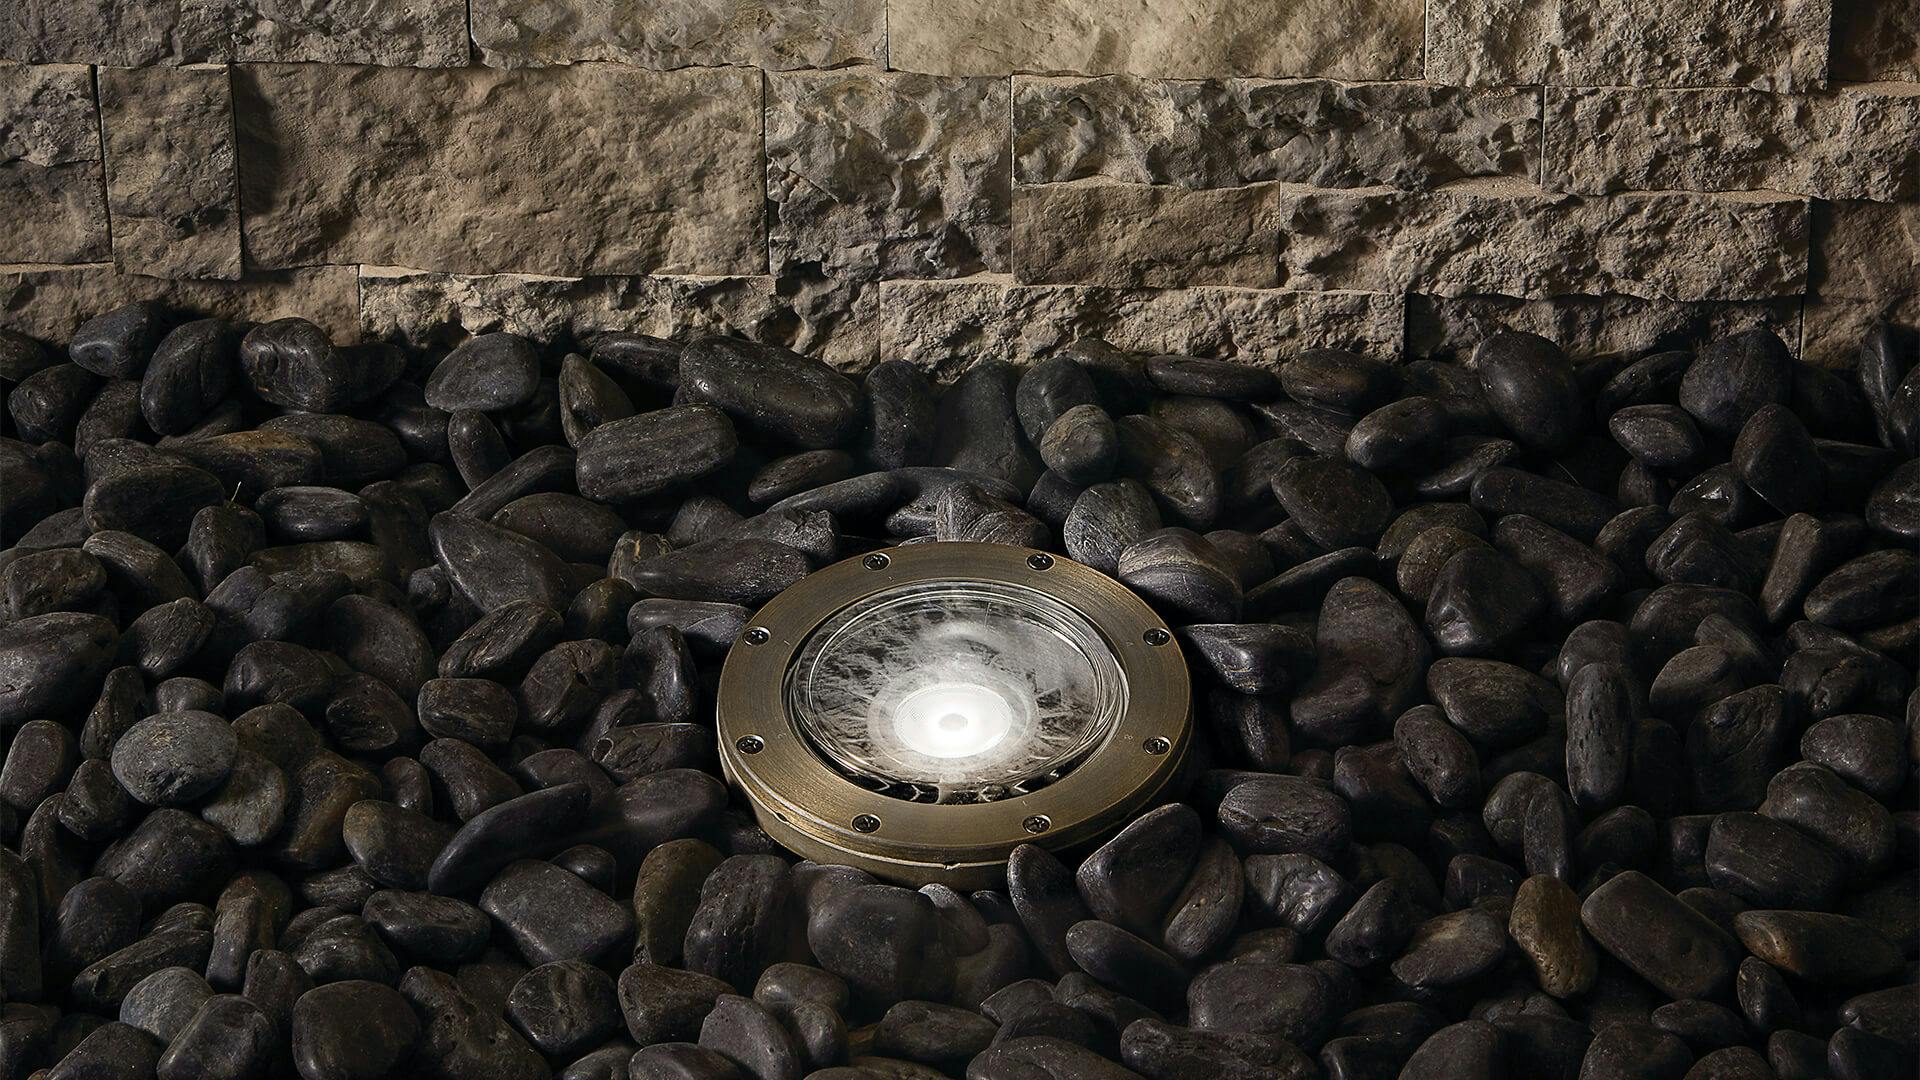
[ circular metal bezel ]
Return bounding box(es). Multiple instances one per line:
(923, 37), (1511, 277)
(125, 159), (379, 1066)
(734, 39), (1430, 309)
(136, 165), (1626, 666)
(716, 542), (1191, 888)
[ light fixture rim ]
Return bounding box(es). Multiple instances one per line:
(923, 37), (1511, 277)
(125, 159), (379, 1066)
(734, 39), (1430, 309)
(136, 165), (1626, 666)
(715, 541), (1191, 885)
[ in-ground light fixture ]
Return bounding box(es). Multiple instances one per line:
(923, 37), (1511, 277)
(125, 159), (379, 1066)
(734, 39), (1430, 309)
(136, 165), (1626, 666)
(716, 542), (1193, 888)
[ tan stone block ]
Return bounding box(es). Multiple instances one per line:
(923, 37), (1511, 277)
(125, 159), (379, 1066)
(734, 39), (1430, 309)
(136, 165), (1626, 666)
(0, 64), (108, 264)
(354, 267), (880, 371)
(1, 0), (231, 65)
(0, 64), (99, 164)
(0, 263), (359, 341)
(889, 0), (1424, 80)
(1804, 199), (1920, 367)
(1832, 0), (1920, 80)
(3, 0), (471, 66)
(1015, 75), (1539, 191)
(357, 267), (775, 346)
(1801, 296), (1920, 368)
(235, 64), (764, 278)
(472, 0), (881, 70)
(1544, 85), (1920, 202)
(1014, 182), (1285, 289)
(231, 0), (471, 66)
(1407, 294), (1804, 363)
(1811, 200), (1920, 303)
(99, 65), (242, 280)
(1273, 182), (1809, 302)
(768, 69), (1010, 282)
(1426, 0), (1832, 90)
(871, 277), (1404, 379)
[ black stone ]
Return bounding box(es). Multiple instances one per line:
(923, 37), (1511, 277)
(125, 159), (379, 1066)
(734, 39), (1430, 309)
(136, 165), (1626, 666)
(1678, 328), (1794, 439)
(808, 884), (953, 1006)
(575, 405), (739, 503)
(1580, 871), (1739, 1001)
(1476, 332), (1583, 452)
(681, 336), (863, 450)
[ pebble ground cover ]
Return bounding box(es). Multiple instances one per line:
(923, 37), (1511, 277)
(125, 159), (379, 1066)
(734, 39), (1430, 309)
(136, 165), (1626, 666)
(0, 303), (1915, 1080)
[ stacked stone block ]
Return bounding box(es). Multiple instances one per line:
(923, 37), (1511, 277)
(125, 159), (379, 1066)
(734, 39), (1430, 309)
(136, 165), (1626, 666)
(2, 0), (1915, 368)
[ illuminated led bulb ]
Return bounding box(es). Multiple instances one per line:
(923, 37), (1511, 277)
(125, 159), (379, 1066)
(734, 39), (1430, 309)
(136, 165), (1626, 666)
(893, 683), (1013, 759)
(716, 542), (1192, 887)
(785, 578), (1124, 802)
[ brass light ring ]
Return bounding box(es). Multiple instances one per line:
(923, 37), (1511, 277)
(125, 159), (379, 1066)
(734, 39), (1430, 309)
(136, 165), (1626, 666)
(715, 541), (1193, 889)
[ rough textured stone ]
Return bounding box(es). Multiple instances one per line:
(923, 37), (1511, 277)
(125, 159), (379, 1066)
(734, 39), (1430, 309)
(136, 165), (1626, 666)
(871, 279), (1404, 377)
(473, 0), (882, 70)
(1406, 294), (1803, 362)
(889, 0), (1425, 79)
(352, 267), (828, 353)
(1015, 76), (1538, 190)
(1426, 0), (1833, 90)
(98, 65), (241, 280)
(356, 269), (873, 373)
(0, 64), (108, 264)
(1802, 201), (1918, 365)
(1803, 295), (1920, 368)
(1014, 182), (1283, 288)
(356, 273), (1408, 379)
(0, 1), (231, 64)
(767, 68), (1010, 282)
(1833, 0), (1919, 80)
(1544, 85), (1920, 201)
(0, 265), (359, 342)
(1810, 200), (1918, 315)
(235, 63), (762, 276)
(1271, 182), (1809, 301)
(5, 1), (468, 65)
(231, 0), (470, 65)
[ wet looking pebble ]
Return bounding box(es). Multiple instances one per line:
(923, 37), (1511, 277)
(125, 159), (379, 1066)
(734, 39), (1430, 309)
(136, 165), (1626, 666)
(0, 308), (1915, 1080)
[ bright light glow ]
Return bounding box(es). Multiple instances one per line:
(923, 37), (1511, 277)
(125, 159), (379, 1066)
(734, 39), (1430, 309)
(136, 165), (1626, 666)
(893, 682), (1014, 759)
(787, 578), (1127, 802)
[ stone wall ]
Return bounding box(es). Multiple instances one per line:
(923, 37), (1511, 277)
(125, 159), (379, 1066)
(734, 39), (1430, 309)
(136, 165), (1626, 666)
(3, 0), (1916, 369)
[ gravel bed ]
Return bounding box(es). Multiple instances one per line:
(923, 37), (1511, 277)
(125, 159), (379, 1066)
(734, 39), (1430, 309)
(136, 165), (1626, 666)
(0, 302), (1915, 1080)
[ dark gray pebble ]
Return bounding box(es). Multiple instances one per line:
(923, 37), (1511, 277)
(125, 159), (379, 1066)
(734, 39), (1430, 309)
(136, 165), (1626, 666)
(680, 336), (862, 450)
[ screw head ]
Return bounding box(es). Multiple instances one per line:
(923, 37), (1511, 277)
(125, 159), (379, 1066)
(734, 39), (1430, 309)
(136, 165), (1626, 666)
(851, 814), (881, 833)
(743, 627), (770, 646)
(1144, 737), (1171, 756)
(1023, 815), (1052, 834)
(1144, 628), (1170, 646)
(862, 552), (890, 570)
(1027, 553), (1054, 570)
(736, 735), (764, 754)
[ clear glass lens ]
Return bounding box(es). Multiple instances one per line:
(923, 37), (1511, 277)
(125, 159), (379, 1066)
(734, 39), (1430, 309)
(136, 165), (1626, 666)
(786, 579), (1128, 803)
